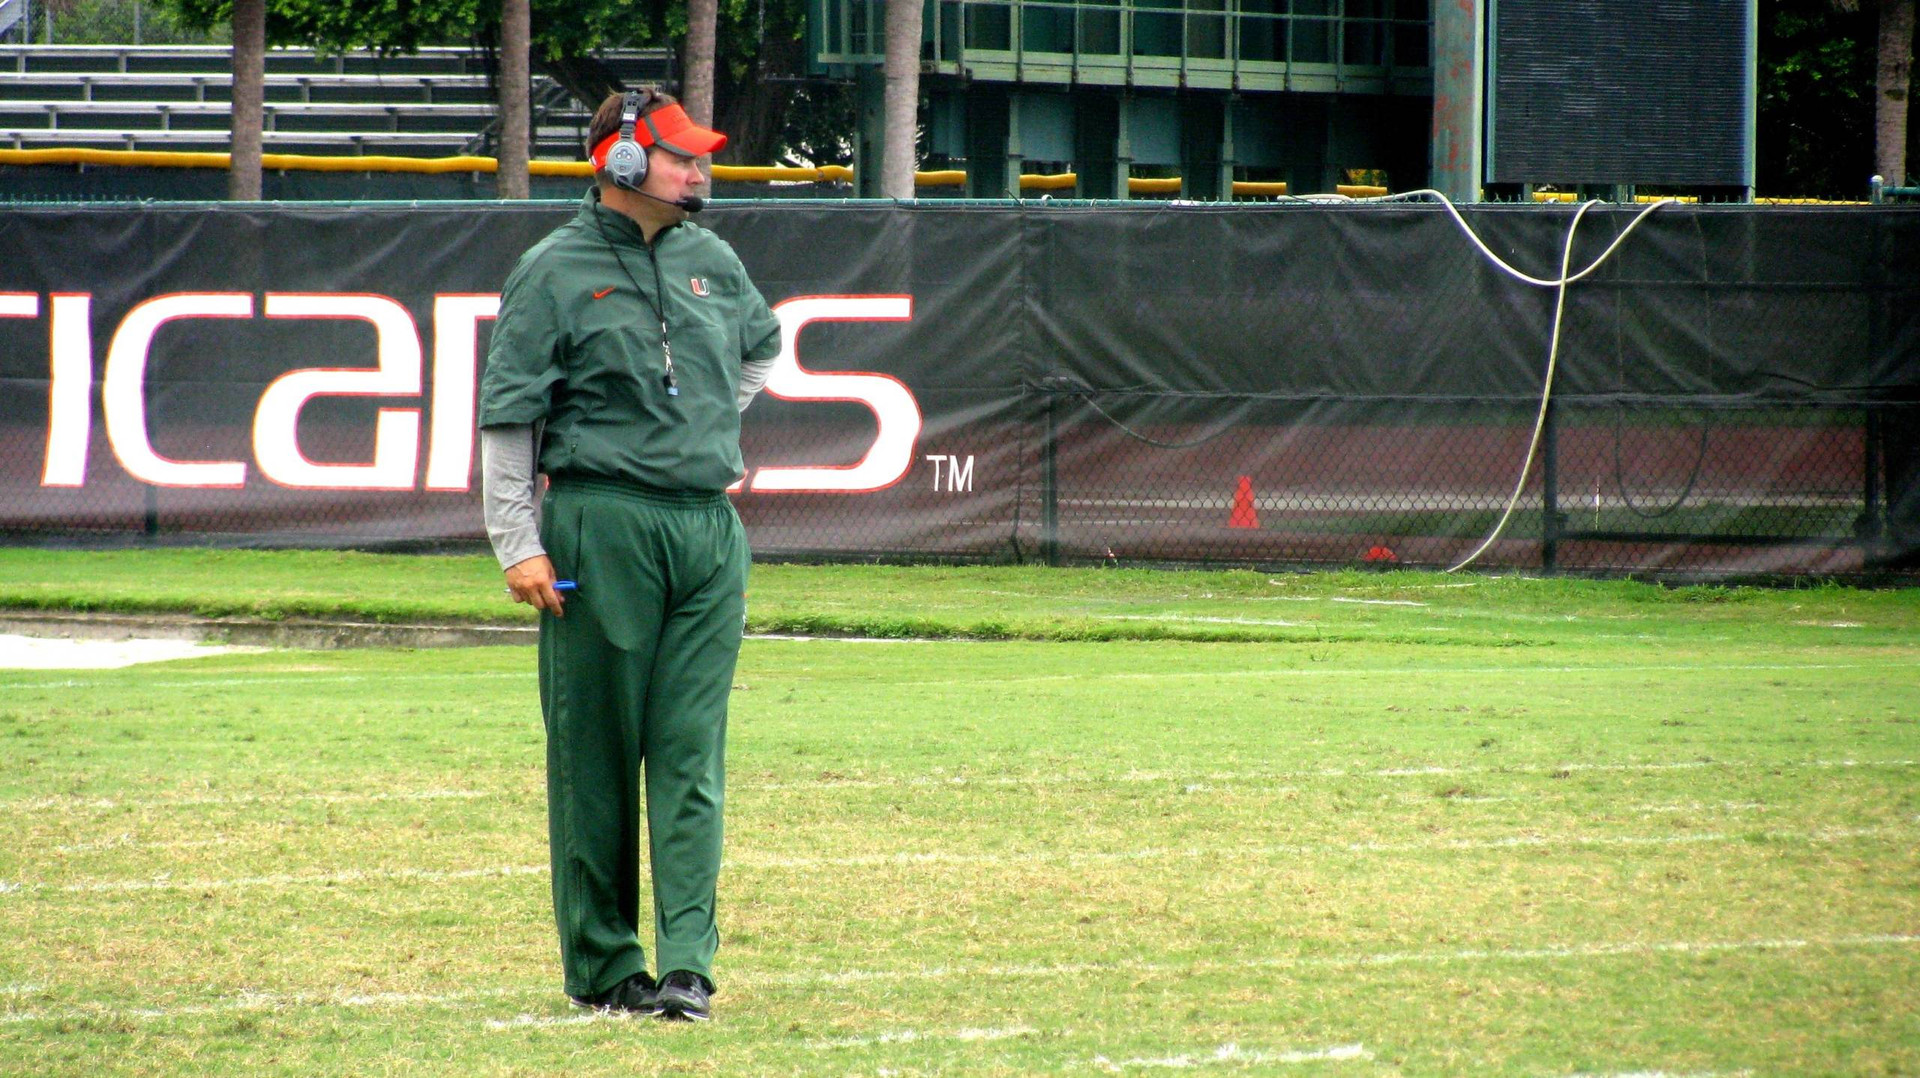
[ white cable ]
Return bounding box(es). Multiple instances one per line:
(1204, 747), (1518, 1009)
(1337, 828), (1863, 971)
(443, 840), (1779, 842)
(1442, 199), (1595, 572)
(1368, 189), (1672, 288)
(1436, 195), (1669, 572)
(1340, 189), (1675, 573)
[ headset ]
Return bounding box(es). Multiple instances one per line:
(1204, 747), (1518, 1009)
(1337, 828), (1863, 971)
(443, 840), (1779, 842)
(600, 90), (654, 192)
(595, 89), (707, 213)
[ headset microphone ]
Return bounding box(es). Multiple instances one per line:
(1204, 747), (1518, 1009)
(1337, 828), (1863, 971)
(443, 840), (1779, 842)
(639, 190), (705, 213)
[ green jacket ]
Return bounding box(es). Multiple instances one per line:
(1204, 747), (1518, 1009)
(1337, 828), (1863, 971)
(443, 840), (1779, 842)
(480, 190), (782, 492)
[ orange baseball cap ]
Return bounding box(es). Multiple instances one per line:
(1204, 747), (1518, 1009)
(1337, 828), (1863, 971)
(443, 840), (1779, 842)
(589, 103), (727, 167)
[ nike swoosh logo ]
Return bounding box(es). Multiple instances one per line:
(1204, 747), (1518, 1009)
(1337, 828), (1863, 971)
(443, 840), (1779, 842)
(592, 287), (616, 300)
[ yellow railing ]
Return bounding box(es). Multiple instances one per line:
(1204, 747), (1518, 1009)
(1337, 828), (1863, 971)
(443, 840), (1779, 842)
(0, 148), (1298, 196)
(0, 150), (1876, 204)
(0, 147), (521, 174)
(0, 148), (853, 180)
(1527, 191), (1873, 206)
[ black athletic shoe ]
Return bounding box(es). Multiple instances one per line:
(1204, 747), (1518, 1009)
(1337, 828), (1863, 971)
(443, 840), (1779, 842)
(654, 970), (712, 1021)
(567, 972), (658, 1015)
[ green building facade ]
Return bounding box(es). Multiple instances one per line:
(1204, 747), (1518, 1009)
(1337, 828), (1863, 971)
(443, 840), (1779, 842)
(811, 0), (1434, 198)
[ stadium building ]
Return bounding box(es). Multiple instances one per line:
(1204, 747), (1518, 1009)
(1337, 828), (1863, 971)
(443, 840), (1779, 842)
(813, 0), (1757, 201)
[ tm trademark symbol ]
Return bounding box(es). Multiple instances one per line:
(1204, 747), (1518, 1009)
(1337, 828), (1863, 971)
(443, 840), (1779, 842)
(925, 454), (974, 492)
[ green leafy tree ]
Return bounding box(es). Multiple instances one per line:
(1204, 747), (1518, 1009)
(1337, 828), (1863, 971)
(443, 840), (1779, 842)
(1759, 0), (1878, 196)
(707, 0), (853, 166)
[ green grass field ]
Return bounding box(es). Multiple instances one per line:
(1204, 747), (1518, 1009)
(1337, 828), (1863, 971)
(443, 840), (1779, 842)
(1, 553), (1916, 1075)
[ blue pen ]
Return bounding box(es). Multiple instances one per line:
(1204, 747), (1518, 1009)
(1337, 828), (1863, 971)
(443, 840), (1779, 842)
(554, 580), (579, 592)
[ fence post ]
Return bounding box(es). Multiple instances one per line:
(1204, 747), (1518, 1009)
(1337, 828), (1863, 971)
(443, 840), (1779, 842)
(1540, 396), (1561, 573)
(1858, 206), (1892, 561)
(143, 364), (159, 540)
(1042, 389), (1060, 567)
(1860, 408), (1885, 550)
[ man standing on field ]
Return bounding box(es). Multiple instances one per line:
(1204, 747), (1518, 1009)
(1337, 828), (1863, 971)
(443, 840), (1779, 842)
(478, 88), (781, 1022)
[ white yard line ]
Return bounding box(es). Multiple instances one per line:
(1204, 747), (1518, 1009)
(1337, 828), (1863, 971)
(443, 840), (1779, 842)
(1551, 759), (1912, 774)
(734, 826), (1901, 871)
(0, 984), (535, 1025)
(884, 661), (1877, 689)
(16, 825), (1904, 896)
(1548, 1071), (1753, 1078)
(1330, 597), (1427, 606)
(0, 788), (498, 814)
(483, 1011), (634, 1030)
(1091, 1042), (1371, 1070)
(1626, 802), (1769, 815)
(753, 932), (1920, 989)
(42, 864), (549, 895)
(741, 757), (1917, 793)
(809, 1025), (1039, 1049)
(1096, 614), (1309, 628)
(4, 759), (1910, 815)
(52, 836), (233, 854)
(5, 935), (1913, 1028)
(0, 659), (1884, 695)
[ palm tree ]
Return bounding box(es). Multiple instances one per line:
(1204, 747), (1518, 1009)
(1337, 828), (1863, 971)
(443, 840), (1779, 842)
(498, 0), (531, 198)
(228, 0), (263, 200)
(684, 0), (718, 174)
(881, 0), (921, 198)
(1875, 0), (1914, 183)
(1837, 0), (1915, 184)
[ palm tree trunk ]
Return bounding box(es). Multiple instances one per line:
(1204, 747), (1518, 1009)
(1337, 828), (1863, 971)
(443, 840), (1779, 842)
(881, 0), (922, 199)
(227, 0), (264, 201)
(498, 0), (531, 199)
(1877, 0), (1915, 184)
(684, 0), (718, 172)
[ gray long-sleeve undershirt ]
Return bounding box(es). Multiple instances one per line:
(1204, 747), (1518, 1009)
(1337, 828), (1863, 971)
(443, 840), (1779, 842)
(482, 357), (775, 571)
(481, 423), (545, 570)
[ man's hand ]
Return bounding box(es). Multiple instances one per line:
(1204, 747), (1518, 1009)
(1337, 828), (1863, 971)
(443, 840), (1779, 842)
(504, 554), (566, 617)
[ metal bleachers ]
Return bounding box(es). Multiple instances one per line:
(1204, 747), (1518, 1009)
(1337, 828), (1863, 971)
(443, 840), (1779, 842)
(0, 44), (671, 158)
(0, 44), (479, 75)
(0, 71), (498, 104)
(0, 126), (483, 156)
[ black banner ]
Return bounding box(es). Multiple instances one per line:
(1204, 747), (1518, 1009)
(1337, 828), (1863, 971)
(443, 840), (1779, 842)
(1, 200), (1915, 575)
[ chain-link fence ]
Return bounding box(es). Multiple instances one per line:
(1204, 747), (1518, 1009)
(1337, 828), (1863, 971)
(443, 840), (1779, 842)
(0, 200), (1913, 579)
(1028, 395), (1911, 576)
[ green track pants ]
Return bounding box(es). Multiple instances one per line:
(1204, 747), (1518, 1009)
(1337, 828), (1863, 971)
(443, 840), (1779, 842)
(537, 476), (748, 997)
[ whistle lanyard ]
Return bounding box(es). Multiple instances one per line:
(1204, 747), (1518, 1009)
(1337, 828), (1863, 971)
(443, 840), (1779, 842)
(596, 214), (680, 397)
